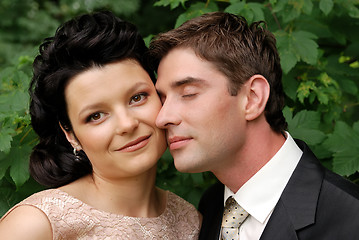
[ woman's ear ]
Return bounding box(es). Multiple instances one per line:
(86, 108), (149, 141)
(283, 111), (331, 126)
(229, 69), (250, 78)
(244, 74), (270, 121)
(59, 122), (82, 151)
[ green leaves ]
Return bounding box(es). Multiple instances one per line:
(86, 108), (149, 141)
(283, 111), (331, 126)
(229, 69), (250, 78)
(284, 107), (326, 145)
(320, 0), (334, 15)
(225, 1), (265, 22)
(344, 0), (359, 18)
(296, 72), (340, 105)
(0, 64), (31, 154)
(0, 57), (34, 191)
(0, 55), (42, 214)
(8, 145), (32, 188)
(292, 31), (318, 65)
(58, 0), (141, 16)
(271, 0), (314, 23)
(154, 0), (189, 9)
(0, 128), (14, 153)
(276, 30), (318, 73)
(0, 140), (33, 189)
(174, 1), (219, 28)
(0, 0), (358, 214)
(324, 121), (359, 176)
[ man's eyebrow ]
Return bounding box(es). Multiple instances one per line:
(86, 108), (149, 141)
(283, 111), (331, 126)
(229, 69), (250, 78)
(156, 77), (207, 97)
(171, 77), (206, 88)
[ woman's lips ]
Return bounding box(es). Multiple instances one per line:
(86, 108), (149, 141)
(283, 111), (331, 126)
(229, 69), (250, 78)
(116, 135), (151, 152)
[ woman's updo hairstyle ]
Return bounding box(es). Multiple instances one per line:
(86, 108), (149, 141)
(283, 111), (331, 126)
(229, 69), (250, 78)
(29, 11), (153, 187)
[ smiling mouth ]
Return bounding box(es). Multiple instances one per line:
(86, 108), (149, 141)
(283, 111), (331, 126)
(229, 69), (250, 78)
(116, 135), (151, 152)
(168, 136), (192, 150)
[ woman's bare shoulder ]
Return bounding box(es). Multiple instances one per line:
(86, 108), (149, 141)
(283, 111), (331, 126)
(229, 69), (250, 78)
(0, 205), (52, 240)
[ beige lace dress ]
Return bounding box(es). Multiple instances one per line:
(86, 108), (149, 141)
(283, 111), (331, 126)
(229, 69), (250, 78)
(1, 189), (201, 239)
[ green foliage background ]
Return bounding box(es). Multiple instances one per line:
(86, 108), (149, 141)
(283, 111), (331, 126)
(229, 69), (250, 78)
(1, 0), (358, 216)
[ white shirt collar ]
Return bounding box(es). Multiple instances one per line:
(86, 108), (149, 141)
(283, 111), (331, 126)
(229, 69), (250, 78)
(224, 132), (303, 224)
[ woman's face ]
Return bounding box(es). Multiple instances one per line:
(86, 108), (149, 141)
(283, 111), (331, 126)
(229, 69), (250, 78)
(63, 60), (166, 180)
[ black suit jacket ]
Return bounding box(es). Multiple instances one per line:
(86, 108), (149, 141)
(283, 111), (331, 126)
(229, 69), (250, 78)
(198, 139), (359, 240)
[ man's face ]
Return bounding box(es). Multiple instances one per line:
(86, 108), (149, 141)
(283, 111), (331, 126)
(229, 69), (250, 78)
(155, 47), (249, 174)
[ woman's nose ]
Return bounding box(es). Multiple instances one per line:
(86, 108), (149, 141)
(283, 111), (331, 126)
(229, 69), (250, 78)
(115, 110), (139, 135)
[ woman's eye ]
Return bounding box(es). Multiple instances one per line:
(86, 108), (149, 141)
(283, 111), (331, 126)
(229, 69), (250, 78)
(87, 112), (104, 122)
(130, 93), (148, 104)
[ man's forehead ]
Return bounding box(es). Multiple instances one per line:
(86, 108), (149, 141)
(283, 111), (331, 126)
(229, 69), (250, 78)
(155, 47), (222, 92)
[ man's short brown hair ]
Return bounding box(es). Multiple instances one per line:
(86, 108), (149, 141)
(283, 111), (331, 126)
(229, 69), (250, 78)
(150, 11), (287, 133)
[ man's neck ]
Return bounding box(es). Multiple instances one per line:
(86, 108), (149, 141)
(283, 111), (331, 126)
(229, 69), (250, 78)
(213, 123), (286, 193)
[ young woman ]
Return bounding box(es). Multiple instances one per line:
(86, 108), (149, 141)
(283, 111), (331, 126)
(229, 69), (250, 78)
(0, 11), (200, 239)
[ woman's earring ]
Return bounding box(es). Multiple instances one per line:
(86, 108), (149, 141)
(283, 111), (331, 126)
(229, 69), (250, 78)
(73, 147), (81, 162)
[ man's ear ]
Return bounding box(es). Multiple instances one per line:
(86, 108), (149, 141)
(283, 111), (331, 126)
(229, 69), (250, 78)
(59, 122), (82, 151)
(243, 74), (270, 121)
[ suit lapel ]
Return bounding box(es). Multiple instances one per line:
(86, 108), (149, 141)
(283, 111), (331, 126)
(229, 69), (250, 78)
(205, 205), (223, 239)
(260, 200), (298, 240)
(198, 182), (224, 240)
(260, 139), (324, 240)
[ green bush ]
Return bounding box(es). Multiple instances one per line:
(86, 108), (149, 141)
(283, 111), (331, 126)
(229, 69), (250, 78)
(1, 0), (358, 216)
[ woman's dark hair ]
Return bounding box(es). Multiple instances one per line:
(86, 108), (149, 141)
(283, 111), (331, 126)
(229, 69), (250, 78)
(29, 11), (154, 187)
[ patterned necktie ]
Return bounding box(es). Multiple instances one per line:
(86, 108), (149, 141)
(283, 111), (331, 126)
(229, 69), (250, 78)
(221, 196), (249, 240)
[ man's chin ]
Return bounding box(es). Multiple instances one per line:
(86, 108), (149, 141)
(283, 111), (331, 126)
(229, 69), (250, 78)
(173, 160), (204, 173)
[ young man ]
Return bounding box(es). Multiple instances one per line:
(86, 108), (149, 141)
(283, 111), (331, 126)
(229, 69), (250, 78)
(149, 12), (359, 240)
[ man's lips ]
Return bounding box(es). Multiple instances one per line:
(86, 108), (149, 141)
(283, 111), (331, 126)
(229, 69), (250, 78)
(116, 135), (151, 152)
(168, 136), (192, 150)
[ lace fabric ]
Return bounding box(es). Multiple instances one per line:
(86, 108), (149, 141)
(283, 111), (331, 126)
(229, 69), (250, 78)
(1, 189), (200, 239)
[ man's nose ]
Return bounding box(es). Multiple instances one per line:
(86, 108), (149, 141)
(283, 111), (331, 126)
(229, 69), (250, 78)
(156, 99), (180, 129)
